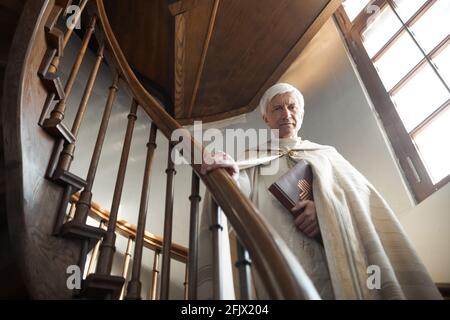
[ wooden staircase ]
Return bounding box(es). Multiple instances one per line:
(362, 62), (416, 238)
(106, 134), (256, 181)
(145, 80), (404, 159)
(0, 0), (321, 300)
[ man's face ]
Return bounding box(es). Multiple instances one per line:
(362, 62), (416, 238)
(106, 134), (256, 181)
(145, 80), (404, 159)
(263, 92), (304, 138)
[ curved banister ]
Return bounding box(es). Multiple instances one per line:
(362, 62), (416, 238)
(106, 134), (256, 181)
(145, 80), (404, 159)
(94, 0), (318, 299)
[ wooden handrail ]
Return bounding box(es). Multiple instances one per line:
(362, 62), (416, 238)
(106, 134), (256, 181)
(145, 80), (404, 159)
(94, 0), (318, 299)
(70, 193), (188, 263)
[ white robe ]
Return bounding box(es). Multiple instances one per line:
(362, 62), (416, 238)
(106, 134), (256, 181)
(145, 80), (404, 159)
(197, 137), (442, 300)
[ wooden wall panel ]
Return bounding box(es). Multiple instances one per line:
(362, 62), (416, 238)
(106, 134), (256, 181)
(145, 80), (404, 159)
(192, 0), (330, 119)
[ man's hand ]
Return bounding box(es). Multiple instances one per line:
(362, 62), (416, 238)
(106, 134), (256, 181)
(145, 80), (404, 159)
(291, 200), (320, 238)
(200, 151), (239, 181)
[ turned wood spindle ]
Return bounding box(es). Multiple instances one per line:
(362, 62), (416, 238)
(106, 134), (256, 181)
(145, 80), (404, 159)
(160, 143), (177, 300)
(71, 73), (119, 226)
(87, 220), (107, 275)
(125, 123), (158, 300)
(119, 237), (134, 300)
(53, 43), (105, 176)
(235, 240), (253, 300)
(187, 171), (201, 299)
(184, 264), (189, 300)
(211, 199), (224, 299)
(44, 15), (97, 126)
(95, 99), (138, 275)
(148, 250), (160, 300)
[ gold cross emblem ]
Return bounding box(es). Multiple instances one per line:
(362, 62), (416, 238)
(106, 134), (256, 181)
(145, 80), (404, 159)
(297, 179), (311, 201)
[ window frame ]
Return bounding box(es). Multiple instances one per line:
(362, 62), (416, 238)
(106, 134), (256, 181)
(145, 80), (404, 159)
(334, 0), (450, 202)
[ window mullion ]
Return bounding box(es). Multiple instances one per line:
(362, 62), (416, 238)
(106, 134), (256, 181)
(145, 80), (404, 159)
(389, 35), (450, 96)
(403, 0), (437, 27)
(372, 28), (405, 63)
(371, 0), (436, 62)
(409, 99), (450, 137)
(387, 0), (450, 94)
(388, 58), (426, 96)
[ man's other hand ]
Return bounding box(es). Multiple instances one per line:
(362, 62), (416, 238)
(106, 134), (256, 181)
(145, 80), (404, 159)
(200, 151), (239, 181)
(292, 200), (320, 238)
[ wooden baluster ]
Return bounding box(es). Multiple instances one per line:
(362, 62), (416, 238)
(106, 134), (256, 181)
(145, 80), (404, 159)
(119, 237), (134, 300)
(160, 143), (176, 300)
(54, 43), (105, 177)
(184, 264), (189, 300)
(70, 74), (119, 227)
(96, 100), (138, 275)
(43, 15), (97, 132)
(53, 183), (75, 234)
(46, 0), (89, 76)
(187, 171), (201, 299)
(67, 201), (76, 221)
(235, 240), (253, 300)
(125, 123), (158, 300)
(148, 250), (160, 300)
(79, 239), (90, 280)
(38, 1), (90, 108)
(211, 199), (223, 299)
(87, 220), (107, 275)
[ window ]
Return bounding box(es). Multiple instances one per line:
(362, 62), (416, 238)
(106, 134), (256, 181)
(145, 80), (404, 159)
(336, 0), (450, 202)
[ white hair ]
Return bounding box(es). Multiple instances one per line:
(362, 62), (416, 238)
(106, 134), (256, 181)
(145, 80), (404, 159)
(259, 83), (305, 116)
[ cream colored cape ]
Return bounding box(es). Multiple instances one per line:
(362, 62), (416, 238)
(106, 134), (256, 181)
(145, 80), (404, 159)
(197, 138), (442, 300)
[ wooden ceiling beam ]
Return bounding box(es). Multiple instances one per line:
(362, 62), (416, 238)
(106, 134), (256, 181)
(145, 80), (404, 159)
(174, 13), (186, 118)
(185, 0), (220, 119)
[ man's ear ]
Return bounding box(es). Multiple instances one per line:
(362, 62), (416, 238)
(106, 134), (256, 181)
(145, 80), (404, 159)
(262, 113), (269, 125)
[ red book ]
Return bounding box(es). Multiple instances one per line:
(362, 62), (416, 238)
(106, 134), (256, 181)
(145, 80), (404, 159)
(268, 159), (313, 217)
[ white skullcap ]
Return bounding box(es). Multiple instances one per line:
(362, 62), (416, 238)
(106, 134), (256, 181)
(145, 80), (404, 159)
(259, 83), (305, 116)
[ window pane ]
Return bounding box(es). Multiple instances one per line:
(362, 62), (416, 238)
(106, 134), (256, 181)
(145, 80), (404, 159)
(342, 0), (371, 22)
(410, 0), (450, 53)
(392, 64), (450, 131)
(413, 106), (450, 183)
(374, 32), (424, 90)
(433, 43), (450, 87)
(392, 0), (427, 22)
(362, 5), (403, 58)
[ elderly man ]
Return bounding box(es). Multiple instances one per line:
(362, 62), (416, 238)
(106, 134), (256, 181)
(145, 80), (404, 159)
(198, 83), (441, 300)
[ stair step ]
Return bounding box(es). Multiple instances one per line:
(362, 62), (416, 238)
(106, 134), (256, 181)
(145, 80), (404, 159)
(78, 274), (125, 300)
